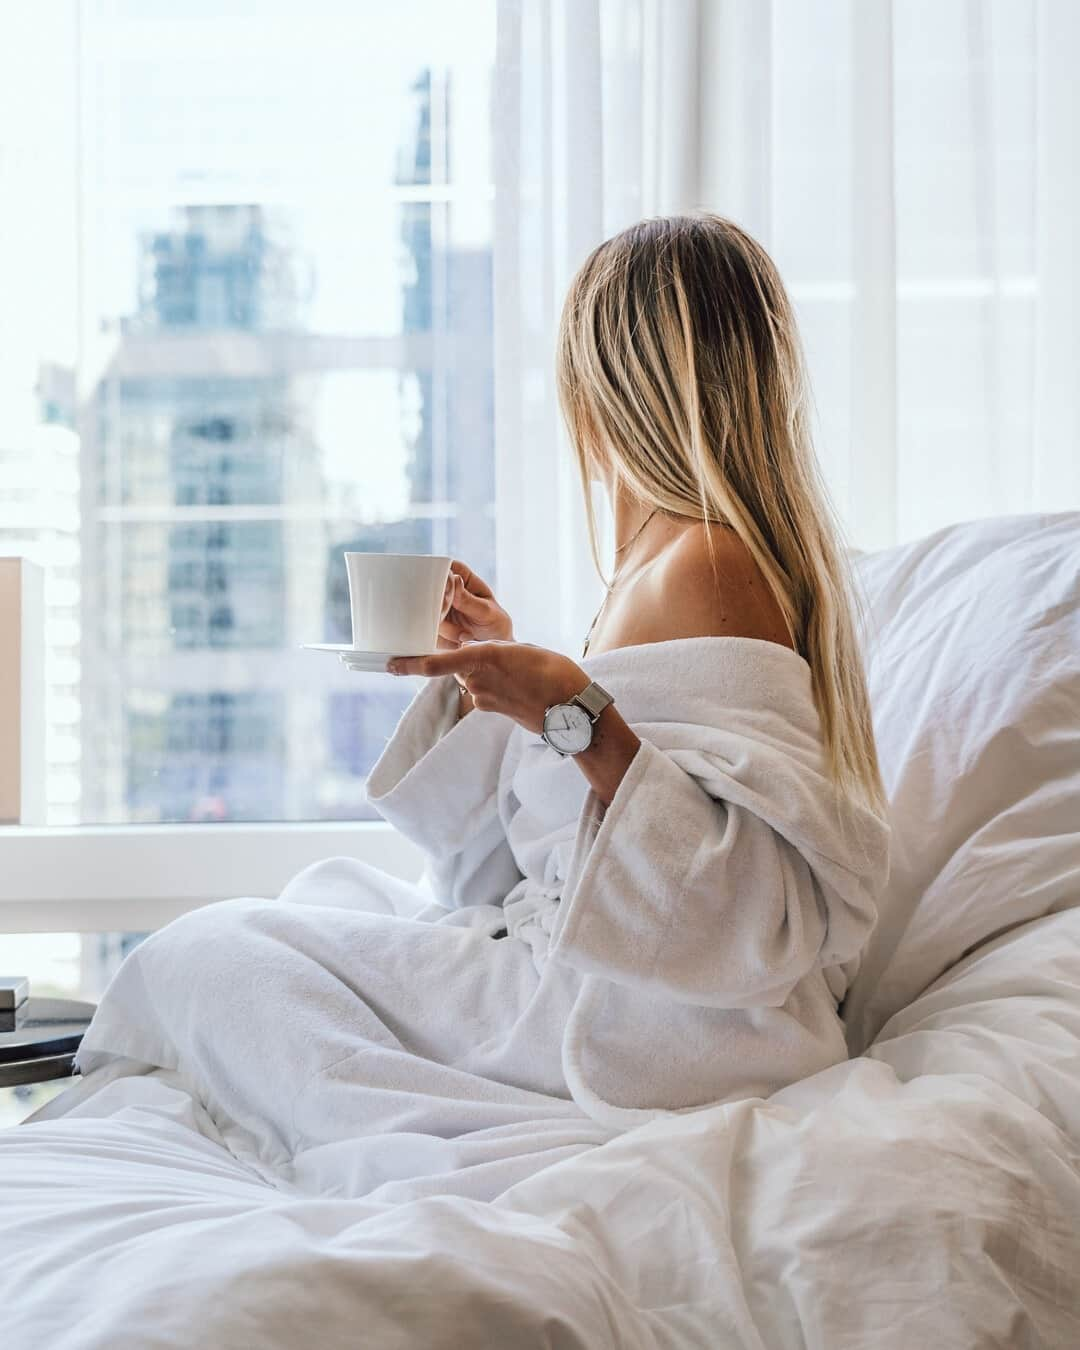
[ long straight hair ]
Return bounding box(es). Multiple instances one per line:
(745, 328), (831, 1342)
(556, 213), (885, 814)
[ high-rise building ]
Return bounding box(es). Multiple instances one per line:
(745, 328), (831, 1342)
(325, 68), (495, 784)
(80, 204), (316, 823)
(80, 69), (493, 830)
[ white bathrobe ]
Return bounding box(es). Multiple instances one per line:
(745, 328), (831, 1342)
(75, 636), (889, 1173)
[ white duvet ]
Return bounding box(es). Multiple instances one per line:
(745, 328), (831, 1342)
(3, 513), (1079, 1348)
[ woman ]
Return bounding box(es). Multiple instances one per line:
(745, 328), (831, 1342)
(74, 215), (889, 1172)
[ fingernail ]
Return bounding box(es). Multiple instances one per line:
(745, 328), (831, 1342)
(386, 660), (400, 674)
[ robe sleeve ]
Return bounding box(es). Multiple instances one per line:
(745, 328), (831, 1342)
(548, 737), (883, 1010)
(365, 675), (524, 910)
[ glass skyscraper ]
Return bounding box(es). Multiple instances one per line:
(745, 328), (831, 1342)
(79, 69), (493, 829)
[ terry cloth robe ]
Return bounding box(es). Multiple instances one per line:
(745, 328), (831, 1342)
(74, 637), (889, 1174)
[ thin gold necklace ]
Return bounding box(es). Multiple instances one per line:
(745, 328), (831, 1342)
(582, 506), (660, 657)
(614, 505), (660, 558)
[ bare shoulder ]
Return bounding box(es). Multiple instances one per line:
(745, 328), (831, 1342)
(638, 521), (795, 650)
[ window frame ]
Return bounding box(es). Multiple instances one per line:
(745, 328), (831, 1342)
(0, 821), (423, 934)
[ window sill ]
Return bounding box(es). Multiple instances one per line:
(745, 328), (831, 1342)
(0, 821), (423, 933)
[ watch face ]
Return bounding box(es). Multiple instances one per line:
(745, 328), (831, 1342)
(543, 702), (593, 754)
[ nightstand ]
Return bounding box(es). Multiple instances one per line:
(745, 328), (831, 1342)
(0, 982), (96, 1089)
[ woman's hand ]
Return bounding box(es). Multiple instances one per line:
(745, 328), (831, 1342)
(438, 562), (514, 649)
(388, 642), (642, 805)
(388, 642), (588, 735)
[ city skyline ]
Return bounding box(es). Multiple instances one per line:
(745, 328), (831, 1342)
(1, 1), (497, 828)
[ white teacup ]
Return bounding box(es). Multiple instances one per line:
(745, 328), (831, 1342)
(344, 552), (451, 655)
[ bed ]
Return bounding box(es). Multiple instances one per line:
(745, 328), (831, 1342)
(2, 511), (1078, 1348)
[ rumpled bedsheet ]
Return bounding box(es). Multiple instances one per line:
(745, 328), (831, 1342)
(3, 907), (1078, 1349)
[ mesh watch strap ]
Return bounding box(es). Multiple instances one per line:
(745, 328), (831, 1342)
(572, 680), (614, 720)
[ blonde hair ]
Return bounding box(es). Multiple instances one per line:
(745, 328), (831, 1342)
(556, 213), (884, 814)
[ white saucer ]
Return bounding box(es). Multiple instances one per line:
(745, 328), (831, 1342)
(301, 643), (437, 673)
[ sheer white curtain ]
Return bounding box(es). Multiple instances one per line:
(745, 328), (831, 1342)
(493, 0), (700, 653)
(703, 0), (1080, 551)
(495, 0), (1080, 646)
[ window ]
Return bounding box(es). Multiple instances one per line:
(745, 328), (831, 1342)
(0, 930), (149, 1126)
(0, 0), (496, 829)
(2, 6), (491, 1118)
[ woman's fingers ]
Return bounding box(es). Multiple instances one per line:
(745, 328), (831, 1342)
(438, 578), (465, 643)
(452, 582), (496, 620)
(388, 642), (505, 678)
(388, 642), (590, 739)
(444, 575), (485, 628)
(449, 559), (495, 601)
(388, 650), (473, 678)
(446, 562), (514, 641)
(441, 572), (470, 617)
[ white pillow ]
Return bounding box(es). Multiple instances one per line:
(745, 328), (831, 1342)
(867, 906), (1080, 1141)
(841, 512), (1080, 1054)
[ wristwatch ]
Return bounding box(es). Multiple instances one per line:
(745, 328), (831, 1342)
(540, 681), (615, 756)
